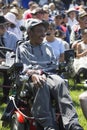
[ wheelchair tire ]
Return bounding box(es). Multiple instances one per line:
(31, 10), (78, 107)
(10, 114), (29, 130)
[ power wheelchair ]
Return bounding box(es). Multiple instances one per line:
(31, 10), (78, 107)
(0, 47), (76, 130)
(61, 49), (87, 87)
(0, 47), (67, 130)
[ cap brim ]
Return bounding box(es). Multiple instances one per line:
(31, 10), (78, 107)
(26, 19), (49, 32)
(0, 21), (9, 25)
(29, 20), (48, 29)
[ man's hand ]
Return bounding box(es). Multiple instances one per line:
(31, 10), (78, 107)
(31, 74), (46, 87)
(26, 69), (42, 75)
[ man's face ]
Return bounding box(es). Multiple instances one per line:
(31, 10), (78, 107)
(29, 24), (46, 45)
(79, 15), (87, 28)
(0, 24), (6, 35)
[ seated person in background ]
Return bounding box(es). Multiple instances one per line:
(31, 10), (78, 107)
(61, 12), (71, 44)
(0, 15), (18, 103)
(54, 13), (70, 44)
(4, 12), (22, 40)
(76, 29), (87, 58)
(42, 5), (50, 22)
(67, 8), (78, 32)
(69, 0), (78, 9)
(16, 18), (84, 130)
(73, 29), (87, 82)
(48, 2), (57, 20)
(70, 10), (87, 47)
(23, 1), (38, 19)
(43, 21), (65, 63)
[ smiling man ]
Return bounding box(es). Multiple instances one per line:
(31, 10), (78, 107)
(17, 18), (84, 130)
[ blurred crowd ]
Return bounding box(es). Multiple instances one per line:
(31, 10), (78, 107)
(0, 0), (87, 42)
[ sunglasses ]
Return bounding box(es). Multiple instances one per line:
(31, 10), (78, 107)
(55, 17), (62, 19)
(36, 12), (44, 14)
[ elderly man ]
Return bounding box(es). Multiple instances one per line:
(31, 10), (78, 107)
(16, 18), (84, 130)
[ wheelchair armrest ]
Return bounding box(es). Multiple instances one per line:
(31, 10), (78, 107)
(8, 62), (23, 74)
(0, 47), (13, 52)
(0, 47), (14, 59)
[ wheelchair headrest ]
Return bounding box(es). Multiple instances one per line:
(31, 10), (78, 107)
(64, 49), (75, 63)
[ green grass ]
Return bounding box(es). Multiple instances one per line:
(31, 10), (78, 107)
(0, 90), (9, 130)
(0, 79), (87, 130)
(70, 89), (87, 130)
(69, 79), (87, 130)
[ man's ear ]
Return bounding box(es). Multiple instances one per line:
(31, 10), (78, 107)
(27, 29), (34, 39)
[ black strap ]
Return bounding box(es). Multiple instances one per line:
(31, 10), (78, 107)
(0, 36), (5, 46)
(0, 36), (6, 58)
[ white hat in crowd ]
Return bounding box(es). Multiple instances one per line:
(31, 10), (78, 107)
(66, 8), (77, 14)
(4, 12), (17, 25)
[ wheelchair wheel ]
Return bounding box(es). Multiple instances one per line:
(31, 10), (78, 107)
(10, 114), (29, 130)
